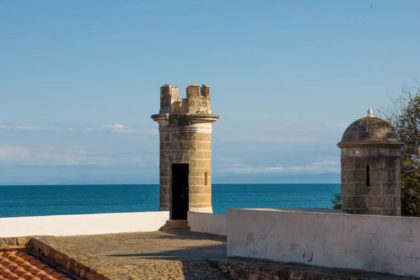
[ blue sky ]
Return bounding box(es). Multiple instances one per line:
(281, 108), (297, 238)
(0, 0), (419, 184)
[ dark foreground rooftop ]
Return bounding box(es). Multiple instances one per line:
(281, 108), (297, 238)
(33, 231), (229, 280)
(4, 231), (419, 280)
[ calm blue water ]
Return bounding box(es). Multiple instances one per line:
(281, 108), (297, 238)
(0, 184), (340, 218)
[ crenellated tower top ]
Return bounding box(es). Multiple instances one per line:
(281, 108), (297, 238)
(159, 84), (212, 114)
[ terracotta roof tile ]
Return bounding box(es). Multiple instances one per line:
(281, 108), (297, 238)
(0, 247), (72, 280)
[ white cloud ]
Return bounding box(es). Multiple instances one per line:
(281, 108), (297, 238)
(226, 160), (340, 175)
(0, 120), (155, 168)
(102, 123), (136, 133)
(103, 123), (125, 130)
(0, 123), (38, 131)
(0, 146), (30, 159)
(311, 160), (338, 166)
(32, 145), (145, 166)
(0, 122), (157, 135)
(216, 121), (345, 145)
(0, 143), (147, 167)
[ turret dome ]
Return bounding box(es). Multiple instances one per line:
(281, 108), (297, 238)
(338, 108), (403, 147)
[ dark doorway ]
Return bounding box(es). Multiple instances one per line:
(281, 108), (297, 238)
(171, 164), (189, 219)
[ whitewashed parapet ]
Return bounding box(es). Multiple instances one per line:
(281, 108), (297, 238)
(227, 208), (420, 278)
(0, 211), (169, 237)
(188, 212), (226, 236)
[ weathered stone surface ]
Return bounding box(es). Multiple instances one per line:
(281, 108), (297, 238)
(152, 84), (219, 216)
(32, 231), (228, 280)
(338, 112), (403, 216)
(0, 237), (29, 246)
(215, 257), (418, 280)
(341, 158), (354, 170)
(338, 116), (400, 145)
(350, 197), (367, 209)
(367, 197), (385, 208)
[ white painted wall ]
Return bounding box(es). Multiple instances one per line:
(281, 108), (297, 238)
(227, 208), (420, 278)
(0, 211), (169, 237)
(188, 212), (226, 236)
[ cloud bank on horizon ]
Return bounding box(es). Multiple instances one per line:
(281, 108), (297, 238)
(0, 1), (419, 184)
(0, 119), (344, 184)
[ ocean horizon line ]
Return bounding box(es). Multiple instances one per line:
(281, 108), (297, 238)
(0, 182), (341, 187)
(0, 183), (339, 218)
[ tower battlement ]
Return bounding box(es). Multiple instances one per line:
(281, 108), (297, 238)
(159, 84), (212, 114)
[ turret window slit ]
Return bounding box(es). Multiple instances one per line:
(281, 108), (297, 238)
(366, 165), (371, 187)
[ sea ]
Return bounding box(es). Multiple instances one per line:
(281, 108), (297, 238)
(0, 184), (340, 218)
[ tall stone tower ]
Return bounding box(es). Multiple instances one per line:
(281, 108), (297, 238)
(338, 108), (403, 216)
(151, 84), (219, 220)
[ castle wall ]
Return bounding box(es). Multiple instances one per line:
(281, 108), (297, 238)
(227, 208), (420, 278)
(341, 146), (401, 215)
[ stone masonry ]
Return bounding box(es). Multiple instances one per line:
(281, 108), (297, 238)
(338, 109), (404, 215)
(152, 84), (219, 215)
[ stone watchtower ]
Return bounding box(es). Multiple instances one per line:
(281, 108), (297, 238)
(152, 84), (219, 220)
(338, 108), (403, 216)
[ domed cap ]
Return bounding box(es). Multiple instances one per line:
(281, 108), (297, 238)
(338, 108), (403, 148)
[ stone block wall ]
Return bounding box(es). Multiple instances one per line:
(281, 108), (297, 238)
(160, 127), (213, 213)
(341, 146), (401, 215)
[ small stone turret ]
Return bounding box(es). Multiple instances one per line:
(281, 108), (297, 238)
(338, 108), (403, 216)
(152, 84), (219, 220)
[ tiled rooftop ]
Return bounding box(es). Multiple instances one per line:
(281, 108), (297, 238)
(0, 247), (72, 280)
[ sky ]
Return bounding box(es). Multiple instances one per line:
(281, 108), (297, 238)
(0, 0), (419, 184)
